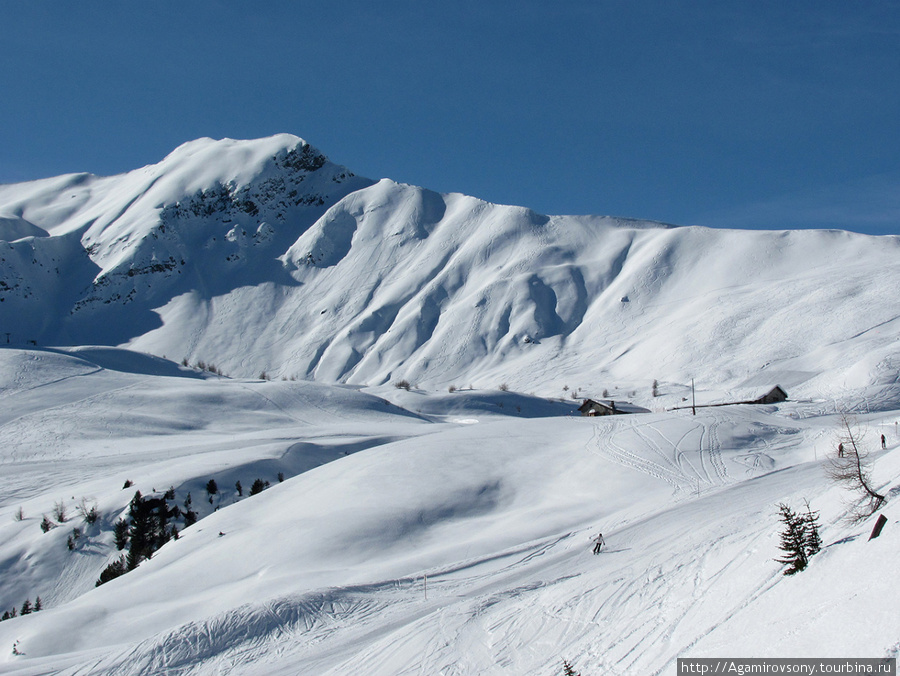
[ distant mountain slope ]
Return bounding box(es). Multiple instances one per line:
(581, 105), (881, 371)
(2, 135), (899, 405)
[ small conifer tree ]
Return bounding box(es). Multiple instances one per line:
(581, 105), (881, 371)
(96, 555), (128, 586)
(802, 500), (822, 556)
(562, 660), (580, 676)
(775, 501), (822, 575)
(114, 518), (129, 550)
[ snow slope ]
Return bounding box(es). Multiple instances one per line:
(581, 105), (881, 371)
(2, 135), (899, 404)
(0, 346), (898, 675)
(0, 135), (899, 674)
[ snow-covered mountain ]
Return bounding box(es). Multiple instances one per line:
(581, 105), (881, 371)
(3, 134), (899, 404)
(1, 136), (899, 675)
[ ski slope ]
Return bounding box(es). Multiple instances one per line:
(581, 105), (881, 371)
(0, 346), (898, 674)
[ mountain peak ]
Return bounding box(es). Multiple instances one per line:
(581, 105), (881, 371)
(151, 133), (350, 195)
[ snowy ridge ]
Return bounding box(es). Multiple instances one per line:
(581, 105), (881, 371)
(1, 135), (898, 402)
(0, 136), (899, 674)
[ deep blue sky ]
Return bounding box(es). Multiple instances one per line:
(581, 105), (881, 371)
(2, 1), (898, 234)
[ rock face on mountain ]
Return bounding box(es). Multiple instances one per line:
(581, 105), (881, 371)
(2, 135), (899, 403)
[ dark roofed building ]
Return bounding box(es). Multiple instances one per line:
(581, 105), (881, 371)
(753, 385), (788, 405)
(578, 399), (650, 417)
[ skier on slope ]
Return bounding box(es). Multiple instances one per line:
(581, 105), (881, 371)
(592, 533), (605, 555)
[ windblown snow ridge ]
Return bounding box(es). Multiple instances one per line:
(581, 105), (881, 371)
(1, 135), (899, 402)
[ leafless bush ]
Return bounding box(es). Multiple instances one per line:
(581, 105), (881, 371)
(52, 500), (67, 523)
(77, 498), (100, 524)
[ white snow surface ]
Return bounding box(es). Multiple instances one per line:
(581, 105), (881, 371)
(1, 134), (897, 401)
(0, 135), (899, 674)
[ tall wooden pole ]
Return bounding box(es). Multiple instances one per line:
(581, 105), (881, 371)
(691, 379), (696, 415)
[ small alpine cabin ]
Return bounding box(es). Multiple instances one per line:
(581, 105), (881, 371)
(578, 399), (650, 417)
(751, 385), (788, 405)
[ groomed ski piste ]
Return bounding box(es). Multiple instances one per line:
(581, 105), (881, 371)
(0, 346), (898, 675)
(0, 135), (899, 674)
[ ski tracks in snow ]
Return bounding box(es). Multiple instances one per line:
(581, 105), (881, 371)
(584, 413), (733, 498)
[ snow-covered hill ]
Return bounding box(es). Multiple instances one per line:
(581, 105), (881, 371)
(1, 136), (899, 675)
(0, 346), (898, 675)
(2, 135), (899, 406)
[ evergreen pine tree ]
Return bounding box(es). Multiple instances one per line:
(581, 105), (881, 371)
(802, 500), (822, 556)
(33, 597), (42, 612)
(776, 503), (812, 575)
(114, 518), (129, 550)
(96, 555), (128, 586)
(20, 599), (32, 615)
(126, 545), (142, 571)
(562, 660), (580, 676)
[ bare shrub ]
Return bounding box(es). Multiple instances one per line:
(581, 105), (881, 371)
(52, 500), (67, 523)
(77, 499), (100, 524)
